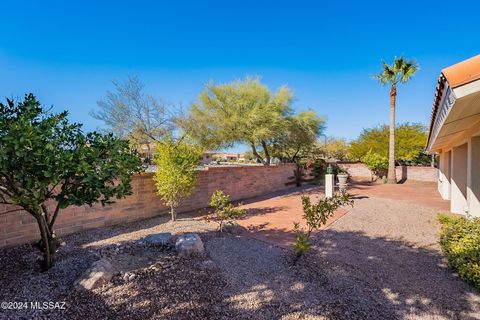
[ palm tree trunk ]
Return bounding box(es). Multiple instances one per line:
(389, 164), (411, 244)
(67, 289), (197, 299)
(387, 85), (397, 184)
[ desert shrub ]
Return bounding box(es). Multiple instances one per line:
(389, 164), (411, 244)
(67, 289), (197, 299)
(293, 191), (354, 260)
(209, 190), (246, 232)
(438, 214), (480, 288)
(362, 150), (388, 179)
(310, 159), (328, 184)
(154, 137), (202, 221)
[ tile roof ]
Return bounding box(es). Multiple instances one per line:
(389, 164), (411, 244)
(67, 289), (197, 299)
(442, 54), (480, 88)
(426, 54), (480, 151)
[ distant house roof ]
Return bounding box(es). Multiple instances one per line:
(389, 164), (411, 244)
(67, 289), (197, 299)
(427, 55), (480, 150)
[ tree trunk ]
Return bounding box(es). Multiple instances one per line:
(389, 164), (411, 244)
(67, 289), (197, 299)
(294, 163), (303, 187)
(261, 140), (271, 165)
(250, 143), (267, 165)
(36, 213), (54, 271)
(170, 205), (176, 221)
(387, 85), (397, 184)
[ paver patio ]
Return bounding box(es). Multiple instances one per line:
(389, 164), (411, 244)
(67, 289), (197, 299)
(237, 181), (450, 247)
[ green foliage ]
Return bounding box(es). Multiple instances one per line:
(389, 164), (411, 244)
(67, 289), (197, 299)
(293, 222), (310, 256)
(317, 137), (351, 161)
(438, 214), (480, 289)
(271, 111), (326, 163)
(0, 94), (143, 270)
(182, 77), (301, 165)
(209, 190), (246, 232)
(361, 150), (388, 171)
(373, 56), (419, 87)
(349, 123), (428, 162)
(153, 137), (202, 221)
(293, 191), (354, 260)
(91, 75), (173, 148)
(310, 159), (328, 184)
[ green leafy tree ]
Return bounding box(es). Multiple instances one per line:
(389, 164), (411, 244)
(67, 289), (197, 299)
(361, 150), (388, 178)
(349, 123), (427, 163)
(153, 137), (202, 221)
(317, 137), (350, 161)
(373, 57), (419, 183)
(0, 94), (143, 271)
(271, 111), (326, 163)
(181, 77), (293, 165)
(293, 191), (353, 260)
(271, 111), (325, 186)
(209, 190), (246, 232)
(91, 75), (174, 151)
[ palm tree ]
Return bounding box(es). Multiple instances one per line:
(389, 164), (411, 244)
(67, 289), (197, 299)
(374, 57), (419, 184)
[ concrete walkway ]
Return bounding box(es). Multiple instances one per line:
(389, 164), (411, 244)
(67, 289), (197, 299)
(236, 182), (450, 248)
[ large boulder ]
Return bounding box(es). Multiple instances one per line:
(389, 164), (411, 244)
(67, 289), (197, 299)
(74, 258), (113, 291)
(143, 232), (173, 246)
(175, 233), (204, 257)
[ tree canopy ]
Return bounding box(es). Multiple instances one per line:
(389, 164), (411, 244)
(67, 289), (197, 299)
(373, 57), (419, 88)
(91, 75), (174, 149)
(0, 94), (143, 270)
(349, 123), (428, 163)
(271, 111), (326, 163)
(316, 137), (350, 161)
(182, 77), (324, 165)
(181, 78), (293, 165)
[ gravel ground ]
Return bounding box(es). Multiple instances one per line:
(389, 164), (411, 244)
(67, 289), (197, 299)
(1, 196), (479, 319)
(0, 213), (221, 320)
(206, 197), (480, 319)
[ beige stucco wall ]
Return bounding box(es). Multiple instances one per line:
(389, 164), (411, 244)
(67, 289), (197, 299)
(450, 144), (468, 215)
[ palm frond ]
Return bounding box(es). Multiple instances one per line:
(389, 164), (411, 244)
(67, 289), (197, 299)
(374, 56), (419, 86)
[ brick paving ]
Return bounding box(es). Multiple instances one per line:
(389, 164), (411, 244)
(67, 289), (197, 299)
(236, 181), (450, 248)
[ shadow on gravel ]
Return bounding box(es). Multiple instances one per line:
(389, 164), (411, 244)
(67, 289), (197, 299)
(206, 229), (480, 319)
(1, 197), (477, 319)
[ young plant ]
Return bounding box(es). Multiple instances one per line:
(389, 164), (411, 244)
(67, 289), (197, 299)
(0, 94), (143, 271)
(293, 191), (354, 260)
(209, 190), (246, 232)
(153, 137), (202, 221)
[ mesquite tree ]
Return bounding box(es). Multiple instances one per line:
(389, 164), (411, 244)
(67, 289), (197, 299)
(181, 78), (293, 165)
(0, 94), (143, 271)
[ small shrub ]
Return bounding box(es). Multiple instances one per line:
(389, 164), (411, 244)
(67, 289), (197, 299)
(209, 190), (246, 232)
(438, 214), (480, 288)
(293, 191), (354, 261)
(293, 222), (310, 256)
(154, 137), (202, 221)
(362, 150), (388, 180)
(310, 159), (327, 184)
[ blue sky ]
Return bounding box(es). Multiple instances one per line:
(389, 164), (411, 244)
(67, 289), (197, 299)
(1, 1), (479, 152)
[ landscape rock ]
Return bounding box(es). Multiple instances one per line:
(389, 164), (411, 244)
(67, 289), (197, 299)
(74, 258), (113, 291)
(223, 223), (244, 235)
(144, 232), (173, 246)
(175, 233), (204, 257)
(199, 259), (216, 271)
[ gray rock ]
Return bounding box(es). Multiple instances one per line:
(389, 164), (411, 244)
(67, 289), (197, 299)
(175, 233), (204, 257)
(144, 232), (173, 246)
(199, 259), (216, 270)
(123, 272), (136, 281)
(223, 222), (244, 235)
(74, 258), (113, 291)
